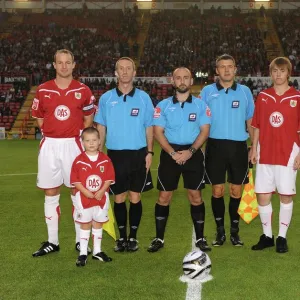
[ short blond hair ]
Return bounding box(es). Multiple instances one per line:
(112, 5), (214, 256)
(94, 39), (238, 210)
(269, 57), (292, 77)
(216, 54), (235, 67)
(115, 57), (136, 71)
(53, 49), (75, 63)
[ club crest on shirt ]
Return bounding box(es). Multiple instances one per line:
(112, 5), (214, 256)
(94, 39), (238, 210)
(154, 107), (161, 119)
(232, 101), (239, 108)
(269, 111), (284, 127)
(76, 212), (82, 220)
(75, 92), (81, 99)
(189, 113), (197, 122)
(100, 166), (104, 173)
(32, 98), (39, 110)
(131, 108), (139, 116)
(290, 100), (297, 107)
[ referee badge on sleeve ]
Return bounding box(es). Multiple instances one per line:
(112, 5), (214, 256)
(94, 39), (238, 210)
(232, 101), (240, 108)
(154, 107), (161, 118)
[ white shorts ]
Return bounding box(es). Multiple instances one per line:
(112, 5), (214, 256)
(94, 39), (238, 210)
(255, 164), (297, 195)
(73, 192), (110, 224)
(37, 137), (83, 189)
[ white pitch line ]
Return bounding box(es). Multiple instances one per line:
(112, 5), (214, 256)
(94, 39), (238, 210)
(185, 230), (202, 300)
(183, 230), (213, 300)
(0, 169), (159, 177)
(0, 172), (37, 177)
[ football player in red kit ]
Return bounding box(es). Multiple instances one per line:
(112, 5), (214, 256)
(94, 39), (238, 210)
(251, 57), (300, 253)
(32, 49), (95, 257)
(71, 127), (115, 266)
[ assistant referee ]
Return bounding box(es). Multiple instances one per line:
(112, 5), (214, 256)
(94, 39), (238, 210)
(200, 54), (254, 247)
(148, 67), (211, 253)
(94, 57), (154, 252)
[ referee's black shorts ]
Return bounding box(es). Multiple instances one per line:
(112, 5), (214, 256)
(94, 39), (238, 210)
(157, 144), (205, 191)
(107, 147), (153, 195)
(205, 138), (249, 185)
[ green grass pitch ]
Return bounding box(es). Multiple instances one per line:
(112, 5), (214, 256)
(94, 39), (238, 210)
(1, 140), (300, 300)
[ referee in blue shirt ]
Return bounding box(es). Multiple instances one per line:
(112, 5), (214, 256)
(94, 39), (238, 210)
(94, 57), (154, 252)
(200, 54), (254, 247)
(147, 67), (211, 253)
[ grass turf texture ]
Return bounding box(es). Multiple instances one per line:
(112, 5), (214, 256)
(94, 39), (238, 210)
(1, 140), (300, 300)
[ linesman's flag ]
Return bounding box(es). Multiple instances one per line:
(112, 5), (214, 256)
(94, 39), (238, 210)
(103, 201), (116, 240)
(238, 167), (258, 224)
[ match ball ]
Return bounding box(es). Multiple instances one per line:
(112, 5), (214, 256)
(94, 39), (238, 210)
(182, 250), (212, 280)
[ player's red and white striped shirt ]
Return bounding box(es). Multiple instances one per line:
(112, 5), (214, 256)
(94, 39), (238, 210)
(31, 79), (95, 138)
(252, 86), (300, 166)
(70, 152), (115, 209)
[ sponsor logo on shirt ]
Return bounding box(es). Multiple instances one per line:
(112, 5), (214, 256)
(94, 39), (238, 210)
(189, 113), (197, 122)
(290, 100), (297, 107)
(32, 98), (39, 110)
(110, 101), (118, 107)
(75, 92), (82, 99)
(232, 101), (239, 108)
(154, 107), (161, 119)
(269, 111), (284, 127)
(131, 108), (139, 116)
(45, 95), (51, 99)
(54, 105), (70, 121)
(211, 94), (219, 98)
(86, 175), (102, 192)
(168, 106), (176, 111)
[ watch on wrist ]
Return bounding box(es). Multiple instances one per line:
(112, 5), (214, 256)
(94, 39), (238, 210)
(170, 151), (176, 156)
(188, 147), (197, 155)
(147, 150), (154, 156)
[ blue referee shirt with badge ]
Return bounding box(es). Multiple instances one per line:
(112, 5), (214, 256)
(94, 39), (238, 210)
(94, 87), (154, 150)
(200, 81), (254, 141)
(153, 95), (211, 145)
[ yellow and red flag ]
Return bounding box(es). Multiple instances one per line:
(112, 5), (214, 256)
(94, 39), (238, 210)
(238, 168), (258, 224)
(103, 202), (116, 240)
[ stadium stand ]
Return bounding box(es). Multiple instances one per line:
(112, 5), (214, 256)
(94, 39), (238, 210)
(1, 5), (300, 138)
(139, 9), (269, 77)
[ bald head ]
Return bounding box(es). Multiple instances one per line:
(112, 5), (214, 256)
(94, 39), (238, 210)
(172, 67), (192, 78)
(172, 67), (193, 94)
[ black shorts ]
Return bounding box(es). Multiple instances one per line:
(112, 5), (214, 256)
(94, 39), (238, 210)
(107, 148), (153, 195)
(205, 138), (249, 185)
(157, 144), (205, 191)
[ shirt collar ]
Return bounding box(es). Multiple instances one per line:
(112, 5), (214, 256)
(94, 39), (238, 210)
(216, 80), (237, 91)
(116, 87), (136, 97)
(172, 94), (192, 104)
